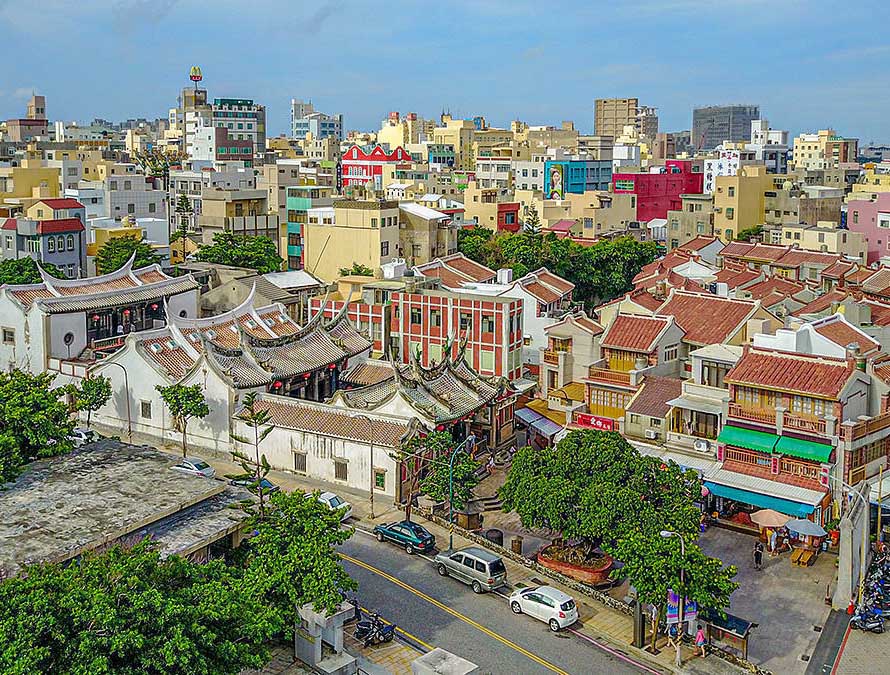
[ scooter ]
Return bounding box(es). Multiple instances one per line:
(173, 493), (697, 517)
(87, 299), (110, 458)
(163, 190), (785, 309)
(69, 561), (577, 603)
(363, 620), (396, 647)
(851, 611), (885, 633)
(354, 612), (383, 641)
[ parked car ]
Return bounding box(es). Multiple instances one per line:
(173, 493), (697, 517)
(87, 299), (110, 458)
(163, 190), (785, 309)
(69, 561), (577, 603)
(70, 428), (96, 447)
(171, 457), (216, 478)
(306, 491), (353, 521)
(229, 475), (280, 494)
(434, 546), (507, 593)
(373, 520), (435, 554)
(509, 585), (579, 632)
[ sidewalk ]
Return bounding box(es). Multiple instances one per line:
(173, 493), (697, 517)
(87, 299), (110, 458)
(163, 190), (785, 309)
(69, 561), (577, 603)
(99, 427), (746, 675)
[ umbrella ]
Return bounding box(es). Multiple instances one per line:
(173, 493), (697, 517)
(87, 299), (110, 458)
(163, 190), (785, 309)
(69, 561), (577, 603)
(750, 509), (791, 528)
(785, 519), (827, 537)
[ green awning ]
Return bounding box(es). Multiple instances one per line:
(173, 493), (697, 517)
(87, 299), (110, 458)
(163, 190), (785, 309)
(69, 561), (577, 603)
(775, 436), (833, 464)
(716, 425), (778, 454)
(704, 482), (815, 518)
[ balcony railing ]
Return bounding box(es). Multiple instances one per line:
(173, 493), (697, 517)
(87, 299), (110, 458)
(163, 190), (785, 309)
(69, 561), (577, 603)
(543, 350), (562, 366)
(839, 410), (890, 443)
(727, 403), (775, 425)
(587, 366), (632, 386)
(91, 335), (127, 352)
(782, 412), (827, 436)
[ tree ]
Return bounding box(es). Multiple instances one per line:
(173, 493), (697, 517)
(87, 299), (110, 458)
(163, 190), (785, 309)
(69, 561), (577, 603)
(338, 262), (375, 277)
(0, 542), (274, 675)
(71, 375), (112, 429)
(420, 445), (481, 512)
(241, 490), (356, 628)
(500, 430), (737, 641)
(155, 384), (210, 458)
(194, 232), (284, 274)
(231, 392), (275, 519)
(0, 370), (74, 483)
(457, 227), (493, 265)
(131, 147), (188, 191)
(523, 204), (541, 235)
(395, 431), (454, 521)
(735, 224), (763, 242)
(0, 257), (64, 285)
(172, 194), (193, 263)
(95, 235), (161, 274)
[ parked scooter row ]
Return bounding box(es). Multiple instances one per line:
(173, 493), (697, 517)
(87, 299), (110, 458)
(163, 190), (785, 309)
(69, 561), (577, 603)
(851, 551), (890, 633)
(353, 610), (397, 647)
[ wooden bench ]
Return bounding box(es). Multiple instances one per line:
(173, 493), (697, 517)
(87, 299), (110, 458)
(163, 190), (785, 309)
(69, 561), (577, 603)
(790, 548), (804, 566)
(791, 548), (816, 567)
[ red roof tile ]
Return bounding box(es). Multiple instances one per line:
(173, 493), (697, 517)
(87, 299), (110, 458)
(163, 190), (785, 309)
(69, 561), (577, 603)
(437, 253), (495, 282)
(862, 268), (890, 297)
(792, 290), (858, 317)
(36, 218), (84, 234)
(726, 348), (855, 398)
(547, 219), (576, 232)
(523, 281), (562, 304)
(773, 249), (842, 269)
(820, 261), (856, 279)
(626, 376), (682, 418)
(714, 267), (760, 288)
(657, 291), (761, 345)
(678, 236), (722, 253)
(743, 276), (805, 300)
(1, 218), (17, 230)
(601, 314), (671, 352)
(811, 317), (880, 353)
(721, 243), (791, 263)
(38, 198), (84, 210)
(531, 269), (574, 294)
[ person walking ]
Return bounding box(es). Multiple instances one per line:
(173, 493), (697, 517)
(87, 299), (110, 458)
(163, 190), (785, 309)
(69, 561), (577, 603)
(753, 541), (764, 570)
(695, 625), (707, 657)
(770, 529), (779, 557)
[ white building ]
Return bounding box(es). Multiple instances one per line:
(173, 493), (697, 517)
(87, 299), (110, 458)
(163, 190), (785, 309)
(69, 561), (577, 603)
(746, 120), (789, 174)
(290, 100), (343, 141)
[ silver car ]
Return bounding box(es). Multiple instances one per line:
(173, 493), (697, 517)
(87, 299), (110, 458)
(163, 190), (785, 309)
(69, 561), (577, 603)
(434, 546), (507, 593)
(171, 457), (216, 478)
(509, 585), (579, 631)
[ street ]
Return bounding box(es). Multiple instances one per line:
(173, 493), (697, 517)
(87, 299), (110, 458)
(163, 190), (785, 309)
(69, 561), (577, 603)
(339, 531), (651, 675)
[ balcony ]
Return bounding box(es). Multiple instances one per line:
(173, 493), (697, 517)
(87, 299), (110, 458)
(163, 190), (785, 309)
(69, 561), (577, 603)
(839, 410), (890, 443)
(782, 412), (827, 436)
(587, 366), (632, 386)
(543, 350), (563, 366)
(727, 403), (775, 426)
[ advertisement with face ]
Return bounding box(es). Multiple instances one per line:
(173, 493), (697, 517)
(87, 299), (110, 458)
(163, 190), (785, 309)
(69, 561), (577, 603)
(547, 163), (565, 200)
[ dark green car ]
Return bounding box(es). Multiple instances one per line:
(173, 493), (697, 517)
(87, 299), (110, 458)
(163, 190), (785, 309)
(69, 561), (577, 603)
(372, 520), (436, 554)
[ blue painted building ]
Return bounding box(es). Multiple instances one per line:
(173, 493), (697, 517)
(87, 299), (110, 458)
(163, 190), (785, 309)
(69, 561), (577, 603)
(543, 159), (613, 199)
(284, 185), (336, 270)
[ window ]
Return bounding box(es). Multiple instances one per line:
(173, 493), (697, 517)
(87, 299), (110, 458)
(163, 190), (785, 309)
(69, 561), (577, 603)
(651, 418), (662, 427)
(410, 308), (422, 325)
(374, 469), (386, 490)
(4, 235), (12, 249)
(725, 207), (734, 220)
(127, 203), (135, 214)
(124, 180), (132, 190)
(853, 211), (859, 224)
(110, 180), (118, 190)
(381, 241), (389, 256)
(140, 400), (152, 419)
(148, 203), (156, 213)
(459, 312), (472, 330)
(294, 452), (307, 473)
(2, 328), (14, 344)
(47, 237), (55, 253)
(728, 187), (735, 198)
(430, 309), (442, 327)
(27, 238), (40, 253)
(67, 235), (75, 251)
(481, 315), (495, 333)
(334, 460), (348, 481)
(664, 344), (679, 361)
(630, 414), (640, 424)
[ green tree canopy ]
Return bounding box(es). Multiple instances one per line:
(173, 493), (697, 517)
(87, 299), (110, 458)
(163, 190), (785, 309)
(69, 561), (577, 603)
(338, 262), (375, 277)
(95, 235), (161, 274)
(155, 384), (210, 457)
(0, 542), (274, 675)
(0, 370), (74, 483)
(241, 490), (356, 626)
(735, 224), (763, 242)
(194, 232), (284, 274)
(71, 375), (112, 429)
(0, 257), (64, 285)
(395, 431), (454, 521)
(500, 431), (737, 620)
(420, 443), (481, 512)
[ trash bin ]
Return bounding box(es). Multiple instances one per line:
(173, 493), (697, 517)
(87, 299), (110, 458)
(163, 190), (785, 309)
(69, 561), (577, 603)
(485, 528), (504, 547)
(511, 536), (523, 555)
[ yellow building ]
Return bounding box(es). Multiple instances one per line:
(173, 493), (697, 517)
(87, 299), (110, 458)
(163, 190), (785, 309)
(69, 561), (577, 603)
(713, 165), (772, 241)
(432, 116), (477, 170)
(303, 199), (401, 282)
(87, 225), (144, 257)
(792, 129), (859, 170)
(0, 160), (61, 213)
(777, 221), (867, 262)
(851, 167), (890, 195)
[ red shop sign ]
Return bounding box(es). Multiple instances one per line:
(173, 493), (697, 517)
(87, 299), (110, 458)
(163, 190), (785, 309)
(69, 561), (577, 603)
(575, 413), (614, 431)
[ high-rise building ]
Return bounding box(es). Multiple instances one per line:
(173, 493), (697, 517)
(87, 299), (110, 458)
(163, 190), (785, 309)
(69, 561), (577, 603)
(290, 100), (343, 140)
(692, 104), (760, 151)
(26, 94), (46, 120)
(593, 98), (658, 141)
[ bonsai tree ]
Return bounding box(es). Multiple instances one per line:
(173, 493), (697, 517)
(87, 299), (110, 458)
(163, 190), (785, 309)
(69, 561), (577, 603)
(155, 384), (210, 457)
(231, 392), (275, 519)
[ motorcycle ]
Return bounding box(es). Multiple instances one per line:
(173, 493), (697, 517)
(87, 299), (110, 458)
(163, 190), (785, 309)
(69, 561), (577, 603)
(362, 620), (396, 647)
(354, 612), (382, 641)
(851, 611), (885, 633)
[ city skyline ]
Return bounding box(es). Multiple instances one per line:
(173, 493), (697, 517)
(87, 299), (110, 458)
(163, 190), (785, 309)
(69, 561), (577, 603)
(1, 0), (889, 141)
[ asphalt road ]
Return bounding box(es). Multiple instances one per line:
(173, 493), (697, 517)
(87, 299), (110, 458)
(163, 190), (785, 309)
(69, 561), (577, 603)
(339, 530), (650, 675)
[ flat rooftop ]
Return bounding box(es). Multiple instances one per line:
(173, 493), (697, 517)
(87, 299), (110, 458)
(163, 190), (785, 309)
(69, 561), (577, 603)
(0, 441), (237, 575)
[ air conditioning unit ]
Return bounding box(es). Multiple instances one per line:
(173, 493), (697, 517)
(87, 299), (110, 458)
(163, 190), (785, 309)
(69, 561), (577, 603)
(693, 438), (711, 453)
(644, 429), (658, 440)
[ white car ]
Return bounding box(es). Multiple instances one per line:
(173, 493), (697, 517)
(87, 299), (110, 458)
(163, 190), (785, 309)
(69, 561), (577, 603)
(70, 428), (96, 447)
(509, 585), (579, 632)
(309, 491), (353, 521)
(171, 457), (216, 478)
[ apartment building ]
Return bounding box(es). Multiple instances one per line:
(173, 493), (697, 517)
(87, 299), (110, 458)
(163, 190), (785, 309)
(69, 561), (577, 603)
(290, 100), (343, 140)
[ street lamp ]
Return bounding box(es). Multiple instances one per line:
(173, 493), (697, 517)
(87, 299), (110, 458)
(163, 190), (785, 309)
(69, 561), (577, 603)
(660, 530), (686, 666)
(355, 414), (375, 520)
(828, 475), (870, 605)
(102, 361), (132, 443)
(448, 433), (476, 551)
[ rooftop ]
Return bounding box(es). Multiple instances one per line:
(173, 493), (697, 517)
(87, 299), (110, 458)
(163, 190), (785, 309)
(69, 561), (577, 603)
(626, 376), (683, 418)
(656, 291), (763, 346)
(726, 348), (856, 398)
(601, 314), (672, 353)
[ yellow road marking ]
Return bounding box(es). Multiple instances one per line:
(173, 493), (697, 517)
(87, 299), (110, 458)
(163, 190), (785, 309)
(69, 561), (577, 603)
(357, 604), (436, 652)
(341, 553), (570, 675)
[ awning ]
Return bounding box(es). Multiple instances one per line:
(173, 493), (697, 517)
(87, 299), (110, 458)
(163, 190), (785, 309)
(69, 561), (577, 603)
(717, 426), (778, 454)
(515, 408), (564, 439)
(705, 482), (815, 518)
(667, 395), (723, 416)
(775, 436), (833, 463)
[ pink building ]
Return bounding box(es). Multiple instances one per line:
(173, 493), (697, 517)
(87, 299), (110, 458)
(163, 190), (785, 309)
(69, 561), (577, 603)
(612, 159), (704, 222)
(847, 193), (890, 264)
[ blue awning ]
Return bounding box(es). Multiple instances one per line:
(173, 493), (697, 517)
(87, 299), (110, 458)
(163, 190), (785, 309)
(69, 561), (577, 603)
(704, 481), (815, 518)
(515, 407), (564, 439)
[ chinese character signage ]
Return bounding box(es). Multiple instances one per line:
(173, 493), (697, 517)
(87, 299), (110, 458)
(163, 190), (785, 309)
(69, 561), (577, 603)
(703, 150), (741, 194)
(575, 413), (615, 431)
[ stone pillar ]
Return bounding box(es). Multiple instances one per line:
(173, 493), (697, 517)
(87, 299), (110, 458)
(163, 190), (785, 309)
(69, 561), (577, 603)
(824, 415), (837, 438)
(775, 405), (786, 434)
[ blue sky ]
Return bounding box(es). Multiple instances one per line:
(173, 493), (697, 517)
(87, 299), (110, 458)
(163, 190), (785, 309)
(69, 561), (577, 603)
(2, 0), (889, 142)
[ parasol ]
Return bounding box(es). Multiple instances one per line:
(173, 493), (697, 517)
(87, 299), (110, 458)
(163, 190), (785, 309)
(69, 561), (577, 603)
(750, 509), (791, 528)
(785, 518), (827, 537)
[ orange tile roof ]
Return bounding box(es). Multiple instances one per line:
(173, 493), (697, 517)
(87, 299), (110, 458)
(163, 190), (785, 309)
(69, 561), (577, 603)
(847, 267), (873, 284)
(8, 287), (54, 306)
(418, 265), (468, 288)
(721, 243), (790, 262)
(626, 376), (682, 418)
(656, 291), (760, 345)
(141, 335), (197, 379)
(726, 348), (855, 398)
(773, 249), (843, 269)
(523, 280), (562, 304)
(743, 276), (805, 300)
(438, 253), (496, 282)
(820, 261), (856, 280)
(532, 268), (574, 294)
(791, 290), (857, 317)
(865, 300), (890, 326)
(862, 268), (890, 296)
(678, 236), (722, 252)
(812, 318), (880, 353)
(714, 267), (760, 288)
(601, 314), (671, 352)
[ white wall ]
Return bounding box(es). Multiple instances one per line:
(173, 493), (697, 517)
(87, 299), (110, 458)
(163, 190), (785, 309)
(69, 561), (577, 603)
(167, 290), (199, 321)
(48, 313), (87, 360)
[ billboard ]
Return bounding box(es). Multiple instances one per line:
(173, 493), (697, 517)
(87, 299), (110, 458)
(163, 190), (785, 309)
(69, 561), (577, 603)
(704, 150), (741, 194)
(575, 413), (615, 431)
(546, 163), (565, 200)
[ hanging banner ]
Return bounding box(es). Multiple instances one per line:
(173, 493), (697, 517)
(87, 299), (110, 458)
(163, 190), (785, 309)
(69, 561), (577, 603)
(666, 589), (697, 625)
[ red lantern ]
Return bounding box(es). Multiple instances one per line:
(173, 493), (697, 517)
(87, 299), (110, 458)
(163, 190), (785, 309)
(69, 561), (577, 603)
(328, 363), (336, 370)
(435, 424), (444, 432)
(123, 309), (130, 317)
(150, 303), (158, 310)
(303, 373), (311, 380)
(272, 381), (282, 389)
(91, 314), (100, 322)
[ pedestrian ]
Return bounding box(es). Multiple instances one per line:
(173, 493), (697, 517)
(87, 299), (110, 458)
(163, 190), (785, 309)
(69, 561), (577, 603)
(770, 529), (778, 557)
(695, 625), (707, 657)
(753, 541), (764, 570)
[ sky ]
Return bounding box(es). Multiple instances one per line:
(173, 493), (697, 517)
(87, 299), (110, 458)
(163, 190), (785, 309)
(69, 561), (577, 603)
(2, 0), (890, 142)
